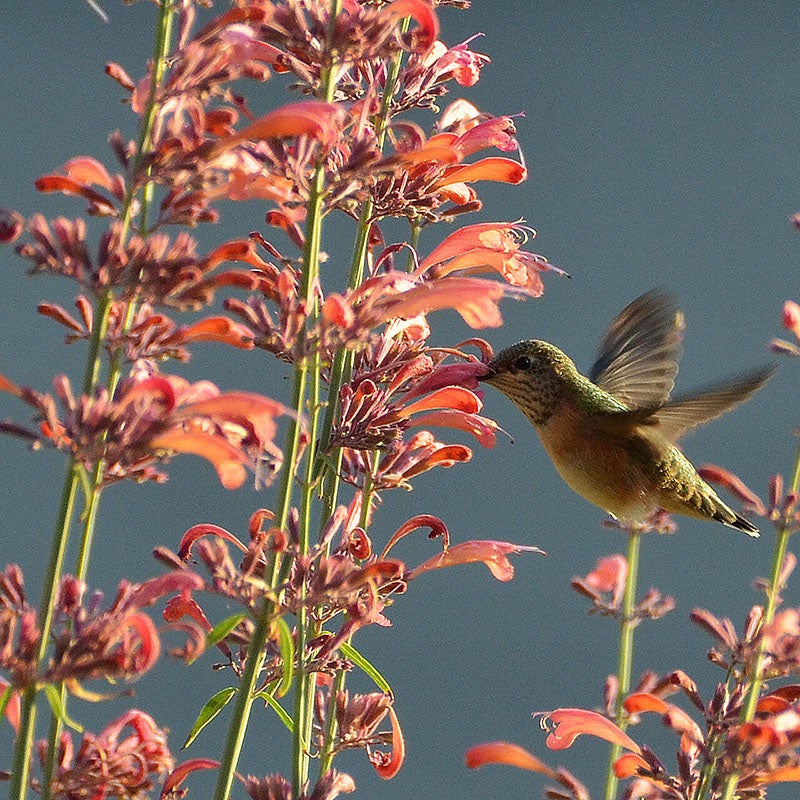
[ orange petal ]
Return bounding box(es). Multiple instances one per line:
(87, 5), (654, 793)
(410, 540), (543, 582)
(624, 693), (670, 715)
(0, 372), (24, 398)
(63, 157), (114, 190)
(161, 759), (220, 798)
(401, 443), (473, 479)
(382, 0), (439, 51)
(395, 142), (461, 168)
(217, 100), (346, 152)
(613, 752), (650, 778)
(163, 594), (212, 632)
(757, 696), (791, 714)
(465, 741), (556, 776)
(401, 385), (482, 416)
(754, 764), (800, 785)
(124, 613), (161, 674)
(583, 554), (627, 592)
(178, 523), (248, 559)
(177, 392), (285, 449)
(371, 706), (405, 780)
(420, 222), (527, 268)
(435, 157), (527, 187)
(150, 430), (249, 489)
(376, 277), (506, 329)
(181, 317), (255, 349)
(409, 409), (498, 447)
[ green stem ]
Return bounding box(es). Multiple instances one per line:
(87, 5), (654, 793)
(719, 442), (800, 800)
(692, 665), (737, 800)
(214, 2), (342, 791)
(604, 530), (642, 800)
(210, 610), (274, 800)
(317, 462), (377, 776)
(8, 465), (79, 800)
(313, 30), (414, 778)
(29, 6), (175, 797)
(40, 479), (104, 800)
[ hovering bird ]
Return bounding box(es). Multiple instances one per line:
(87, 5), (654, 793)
(480, 290), (772, 536)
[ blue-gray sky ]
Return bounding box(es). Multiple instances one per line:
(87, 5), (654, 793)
(1, 3), (799, 798)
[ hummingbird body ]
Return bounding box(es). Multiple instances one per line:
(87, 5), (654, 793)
(482, 292), (772, 536)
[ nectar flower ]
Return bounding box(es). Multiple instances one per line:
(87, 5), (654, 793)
(39, 710), (172, 800)
(409, 540), (544, 582)
(572, 554), (674, 620)
(16, 217), (270, 310)
(539, 708), (641, 754)
(0, 369), (286, 488)
(418, 221), (566, 296)
(0, 566), (202, 693)
(464, 741), (557, 776)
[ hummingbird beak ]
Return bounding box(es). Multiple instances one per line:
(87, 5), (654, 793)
(477, 365), (496, 382)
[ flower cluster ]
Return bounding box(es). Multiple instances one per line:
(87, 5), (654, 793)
(35, 711), (173, 800)
(572, 554), (675, 621)
(0, 368), (285, 487)
(0, 565), (202, 695)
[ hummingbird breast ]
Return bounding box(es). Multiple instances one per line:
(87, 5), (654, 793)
(535, 397), (664, 523)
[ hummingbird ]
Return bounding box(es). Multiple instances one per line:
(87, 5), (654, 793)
(480, 290), (773, 536)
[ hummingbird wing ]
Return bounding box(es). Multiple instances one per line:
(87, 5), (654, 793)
(652, 366), (774, 441)
(589, 289), (684, 409)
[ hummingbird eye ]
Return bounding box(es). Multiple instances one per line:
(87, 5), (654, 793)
(514, 355), (532, 371)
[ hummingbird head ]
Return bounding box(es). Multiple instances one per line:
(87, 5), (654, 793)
(480, 340), (578, 425)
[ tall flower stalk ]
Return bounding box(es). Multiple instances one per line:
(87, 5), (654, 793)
(9, 4), (177, 798)
(603, 530), (642, 800)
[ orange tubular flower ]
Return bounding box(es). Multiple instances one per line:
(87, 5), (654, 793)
(623, 693), (704, 758)
(370, 706), (405, 780)
(382, 0), (439, 51)
(418, 222), (566, 296)
(208, 100), (348, 157)
(465, 741), (557, 776)
(540, 708), (642, 754)
(409, 540), (544, 582)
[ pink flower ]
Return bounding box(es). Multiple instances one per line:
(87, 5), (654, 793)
(623, 693), (705, 758)
(42, 710), (173, 799)
(418, 222), (566, 296)
(0, 369), (287, 488)
(784, 300), (800, 338)
(409, 540), (544, 582)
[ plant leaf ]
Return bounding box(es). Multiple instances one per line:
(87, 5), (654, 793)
(256, 687), (295, 733)
(205, 612), (247, 650)
(339, 641), (393, 696)
(44, 684), (83, 733)
(183, 686), (237, 749)
(273, 615), (294, 698)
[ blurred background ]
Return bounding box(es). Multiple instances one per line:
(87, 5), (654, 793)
(1, 2), (799, 798)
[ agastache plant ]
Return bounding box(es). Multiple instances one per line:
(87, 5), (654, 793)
(0, 1), (556, 798)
